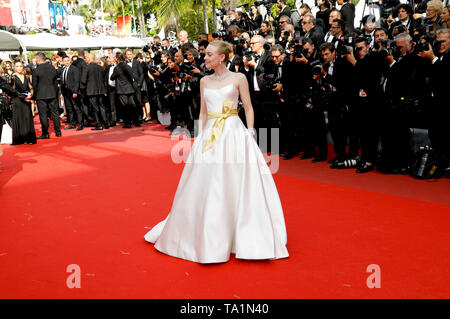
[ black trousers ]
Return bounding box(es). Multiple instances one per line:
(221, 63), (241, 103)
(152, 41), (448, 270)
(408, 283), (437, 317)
(358, 98), (381, 164)
(301, 106), (328, 157)
(106, 86), (118, 123)
(89, 95), (108, 126)
(62, 87), (83, 125)
(428, 100), (450, 167)
(379, 102), (414, 170)
(118, 94), (137, 125)
(327, 98), (359, 159)
(37, 98), (60, 136)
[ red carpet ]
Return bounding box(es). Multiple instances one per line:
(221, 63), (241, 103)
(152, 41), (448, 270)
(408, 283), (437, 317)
(1, 120), (449, 299)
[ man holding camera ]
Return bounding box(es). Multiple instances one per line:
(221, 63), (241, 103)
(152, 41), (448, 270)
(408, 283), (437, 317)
(378, 33), (429, 174)
(319, 41), (357, 167)
(418, 28), (450, 177)
(243, 35), (273, 150)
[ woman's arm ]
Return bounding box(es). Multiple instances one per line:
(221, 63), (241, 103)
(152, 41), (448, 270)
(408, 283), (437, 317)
(198, 77), (208, 135)
(237, 73), (255, 136)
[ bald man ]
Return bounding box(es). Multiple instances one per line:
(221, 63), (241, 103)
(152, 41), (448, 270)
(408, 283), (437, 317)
(81, 53), (108, 130)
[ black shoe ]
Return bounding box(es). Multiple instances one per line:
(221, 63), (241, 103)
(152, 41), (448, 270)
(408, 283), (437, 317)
(300, 153), (315, 160)
(283, 152), (297, 160)
(37, 135), (49, 140)
(331, 158), (358, 169)
(76, 125), (84, 131)
(312, 156), (328, 163)
(123, 124), (132, 129)
(91, 126), (103, 131)
(135, 122), (141, 127)
(55, 132), (62, 137)
(356, 163), (374, 173)
(391, 167), (410, 175)
(64, 125), (76, 130)
(110, 122), (116, 127)
(328, 155), (341, 164)
(104, 124), (110, 129)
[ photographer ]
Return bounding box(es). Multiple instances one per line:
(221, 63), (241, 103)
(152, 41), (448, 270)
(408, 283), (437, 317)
(337, 0), (355, 33)
(417, 28), (450, 177)
(285, 39), (326, 161)
(353, 37), (389, 173)
(388, 3), (418, 39)
(318, 42), (357, 167)
(378, 33), (430, 174)
(242, 35), (273, 147)
(302, 15), (325, 48)
(182, 48), (205, 136)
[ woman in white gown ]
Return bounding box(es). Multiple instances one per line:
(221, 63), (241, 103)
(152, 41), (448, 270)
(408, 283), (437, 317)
(144, 41), (289, 264)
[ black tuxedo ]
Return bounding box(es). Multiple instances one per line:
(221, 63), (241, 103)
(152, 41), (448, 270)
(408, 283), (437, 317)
(428, 52), (450, 165)
(379, 54), (428, 171)
(388, 18), (418, 39)
(104, 64), (118, 123)
(111, 62), (138, 125)
(32, 62), (58, 100)
(227, 55), (243, 73)
(241, 50), (273, 138)
(323, 57), (358, 159)
(32, 62), (60, 136)
(60, 64), (80, 94)
(126, 58), (144, 88)
(61, 64), (82, 125)
(81, 62), (108, 127)
(81, 63), (106, 97)
(126, 58), (144, 120)
(304, 26), (324, 48)
(71, 57), (91, 123)
(340, 2), (355, 33)
(242, 50), (272, 96)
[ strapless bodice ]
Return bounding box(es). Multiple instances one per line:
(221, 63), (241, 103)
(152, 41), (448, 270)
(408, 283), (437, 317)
(203, 83), (239, 113)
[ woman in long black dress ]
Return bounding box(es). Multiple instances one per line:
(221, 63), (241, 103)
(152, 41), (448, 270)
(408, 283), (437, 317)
(10, 61), (36, 145)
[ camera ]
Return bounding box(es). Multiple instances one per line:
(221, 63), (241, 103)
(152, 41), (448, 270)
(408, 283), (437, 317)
(244, 48), (255, 61)
(258, 72), (278, 91)
(378, 39), (401, 59)
(216, 8), (227, 17)
(310, 60), (323, 76)
(212, 30), (231, 39)
(335, 38), (354, 56)
(254, 0), (277, 6)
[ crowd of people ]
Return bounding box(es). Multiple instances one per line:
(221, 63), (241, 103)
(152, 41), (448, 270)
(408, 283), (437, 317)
(0, 0), (449, 178)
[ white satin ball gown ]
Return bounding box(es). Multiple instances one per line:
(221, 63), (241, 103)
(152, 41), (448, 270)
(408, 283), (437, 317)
(144, 83), (289, 263)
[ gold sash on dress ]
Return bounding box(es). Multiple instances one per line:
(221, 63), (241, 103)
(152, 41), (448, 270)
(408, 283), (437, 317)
(202, 100), (238, 153)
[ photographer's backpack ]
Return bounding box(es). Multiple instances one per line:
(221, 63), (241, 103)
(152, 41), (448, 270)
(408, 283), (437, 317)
(410, 145), (445, 179)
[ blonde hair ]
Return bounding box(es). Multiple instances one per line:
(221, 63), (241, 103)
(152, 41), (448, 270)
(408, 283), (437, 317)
(209, 40), (233, 63)
(427, 0), (444, 14)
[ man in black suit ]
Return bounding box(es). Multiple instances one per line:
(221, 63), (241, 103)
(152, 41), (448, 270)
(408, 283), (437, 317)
(227, 47), (243, 73)
(71, 49), (91, 126)
(111, 52), (139, 128)
(32, 52), (61, 139)
(319, 42), (357, 166)
(81, 53), (109, 130)
(302, 15), (324, 48)
(378, 33), (428, 174)
(104, 54), (118, 126)
(338, 0), (355, 33)
(418, 28), (450, 176)
(388, 3), (418, 39)
(60, 55), (83, 131)
(243, 35), (274, 149)
(125, 49), (144, 124)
